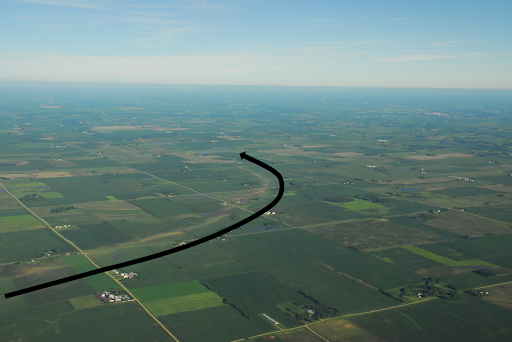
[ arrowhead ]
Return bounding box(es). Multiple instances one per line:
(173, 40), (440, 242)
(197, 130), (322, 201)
(239, 151), (247, 160)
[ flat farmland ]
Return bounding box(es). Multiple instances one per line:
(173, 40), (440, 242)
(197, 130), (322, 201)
(53, 302), (174, 342)
(89, 246), (179, 289)
(222, 229), (422, 290)
(431, 186), (502, 198)
(466, 204), (512, 224)
(68, 294), (103, 310)
(269, 330), (324, 342)
(144, 291), (223, 316)
(352, 297), (512, 342)
(205, 271), (312, 329)
(130, 280), (210, 302)
(5, 260), (94, 306)
(480, 283), (512, 311)
(159, 305), (267, 342)
(42, 173), (196, 203)
(219, 234), (413, 314)
(0, 228), (75, 263)
(164, 242), (239, 268)
(0, 191), (26, 213)
(423, 210), (512, 236)
(63, 254), (119, 291)
(1, 84), (512, 342)
(303, 218), (449, 250)
(59, 222), (133, 250)
(371, 247), (446, 275)
(0, 214), (44, 233)
(310, 318), (383, 342)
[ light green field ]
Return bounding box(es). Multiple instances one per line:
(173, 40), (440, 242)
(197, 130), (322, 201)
(64, 254), (119, 291)
(0, 215), (44, 233)
(277, 301), (303, 314)
(4, 182), (47, 188)
(324, 198), (385, 211)
(130, 280), (209, 302)
(105, 195), (119, 201)
(69, 294), (103, 310)
(402, 245), (504, 268)
(144, 291), (223, 316)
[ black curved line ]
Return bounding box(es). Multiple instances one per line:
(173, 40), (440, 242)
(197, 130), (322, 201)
(4, 152), (284, 299)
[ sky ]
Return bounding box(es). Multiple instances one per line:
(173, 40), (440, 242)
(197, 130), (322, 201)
(1, 0), (511, 89)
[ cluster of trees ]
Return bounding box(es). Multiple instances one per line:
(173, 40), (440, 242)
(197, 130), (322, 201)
(19, 194), (43, 202)
(395, 277), (462, 301)
(263, 221), (278, 227)
(241, 181), (259, 186)
(323, 196), (353, 203)
(355, 195), (390, 204)
(465, 288), (484, 297)
(291, 291), (340, 322)
(288, 181), (314, 189)
(380, 289), (404, 302)
(413, 213), (436, 221)
(50, 205), (77, 213)
(474, 269), (499, 277)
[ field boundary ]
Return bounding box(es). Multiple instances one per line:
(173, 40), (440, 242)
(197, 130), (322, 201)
(315, 261), (380, 291)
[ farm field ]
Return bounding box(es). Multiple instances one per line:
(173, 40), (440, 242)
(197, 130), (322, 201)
(352, 297), (512, 342)
(0, 85), (511, 342)
(130, 280), (210, 301)
(144, 291), (224, 316)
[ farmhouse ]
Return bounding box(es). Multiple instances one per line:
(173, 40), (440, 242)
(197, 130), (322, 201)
(120, 272), (138, 279)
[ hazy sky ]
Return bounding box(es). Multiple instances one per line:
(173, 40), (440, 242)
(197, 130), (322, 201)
(1, 0), (511, 89)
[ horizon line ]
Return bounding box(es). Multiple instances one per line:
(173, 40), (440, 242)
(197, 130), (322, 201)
(0, 80), (511, 91)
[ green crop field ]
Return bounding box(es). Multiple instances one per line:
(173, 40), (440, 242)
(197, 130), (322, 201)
(5, 260), (95, 306)
(352, 297), (512, 342)
(0, 214), (44, 233)
(0, 228), (75, 263)
(159, 305), (267, 342)
(303, 218), (449, 250)
(144, 291), (224, 316)
(69, 294), (103, 310)
(402, 245), (503, 269)
(205, 271), (311, 329)
(64, 254), (119, 290)
(59, 222), (133, 250)
(130, 280), (210, 302)
(339, 198), (386, 211)
(310, 318), (381, 342)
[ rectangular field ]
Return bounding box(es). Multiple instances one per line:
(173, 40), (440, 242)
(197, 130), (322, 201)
(144, 291), (223, 316)
(130, 280), (210, 302)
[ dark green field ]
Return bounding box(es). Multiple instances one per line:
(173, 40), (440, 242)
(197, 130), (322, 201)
(159, 305), (267, 342)
(352, 297), (512, 342)
(0, 228), (75, 263)
(59, 222), (133, 250)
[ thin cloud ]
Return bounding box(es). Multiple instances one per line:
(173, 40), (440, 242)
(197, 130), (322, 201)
(375, 53), (481, 63)
(16, 0), (102, 9)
